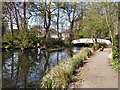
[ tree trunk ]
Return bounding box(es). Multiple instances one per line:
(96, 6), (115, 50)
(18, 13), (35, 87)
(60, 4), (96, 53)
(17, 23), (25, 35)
(70, 21), (74, 45)
(43, 1), (51, 48)
(94, 32), (98, 45)
(10, 11), (14, 36)
(57, 6), (60, 39)
(94, 37), (97, 45)
(14, 4), (20, 32)
(24, 76), (27, 88)
(24, 0), (27, 31)
(44, 28), (49, 48)
(104, 7), (114, 46)
(44, 28), (49, 39)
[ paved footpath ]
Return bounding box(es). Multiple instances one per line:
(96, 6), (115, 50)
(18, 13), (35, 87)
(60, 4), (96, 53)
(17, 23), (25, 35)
(69, 48), (118, 88)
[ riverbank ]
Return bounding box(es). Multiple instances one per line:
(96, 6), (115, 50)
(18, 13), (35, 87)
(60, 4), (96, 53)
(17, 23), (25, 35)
(41, 48), (92, 88)
(2, 44), (72, 52)
(68, 48), (118, 88)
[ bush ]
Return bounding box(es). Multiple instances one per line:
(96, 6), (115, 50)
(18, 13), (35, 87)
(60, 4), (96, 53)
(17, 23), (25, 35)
(92, 44), (99, 52)
(112, 59), (119, 71)
(112, 34), (119, 72)
(112, 35), (119, 60)
(45, 38), (65, 49)
(98, 43), (107, 48)
(41, 48), (92, 88)
(2, 30), (68, 49)
(2, 30), (39, 49)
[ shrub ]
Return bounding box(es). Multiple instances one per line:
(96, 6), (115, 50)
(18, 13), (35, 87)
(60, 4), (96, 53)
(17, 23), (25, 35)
(112, 59), (119, 71)
(98, 43), (107, 48)
(2, 30), (68, 49)
(2, 30), (39, 49)
(92, 44), (99, 52)
(112, 34), (119, 72)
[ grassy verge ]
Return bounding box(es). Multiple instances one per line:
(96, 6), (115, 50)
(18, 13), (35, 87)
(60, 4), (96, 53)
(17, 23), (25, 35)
(111, 59), (120, 72)
(41, 48), (92, 88)
(109, 49), (119, 73)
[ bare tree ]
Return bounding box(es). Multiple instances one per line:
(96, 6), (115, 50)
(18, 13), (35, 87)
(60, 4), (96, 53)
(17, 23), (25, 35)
(12, 2), (20, 32)
(5, 2), (14, 36)
(61, 2), (83, 45)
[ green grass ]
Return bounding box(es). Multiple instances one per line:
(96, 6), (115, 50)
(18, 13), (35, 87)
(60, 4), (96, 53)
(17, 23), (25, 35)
(111, 59), (120, 72)
(41, 48), (92, 88)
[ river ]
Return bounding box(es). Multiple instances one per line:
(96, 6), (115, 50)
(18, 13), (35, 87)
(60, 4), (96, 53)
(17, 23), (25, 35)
(2, 47), (83, 88)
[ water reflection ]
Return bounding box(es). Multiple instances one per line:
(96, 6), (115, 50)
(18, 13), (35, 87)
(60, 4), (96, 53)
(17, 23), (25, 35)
(2, 47), (82, 88)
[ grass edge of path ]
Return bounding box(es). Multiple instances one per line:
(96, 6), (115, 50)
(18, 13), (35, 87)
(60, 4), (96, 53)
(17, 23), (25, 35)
(41, 48), (92, 88)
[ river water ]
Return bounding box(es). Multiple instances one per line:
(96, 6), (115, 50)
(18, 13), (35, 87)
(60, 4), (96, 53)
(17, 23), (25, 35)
(2, 47), (83, 88)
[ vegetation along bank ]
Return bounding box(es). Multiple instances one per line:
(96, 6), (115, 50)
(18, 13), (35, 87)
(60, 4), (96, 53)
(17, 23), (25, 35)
(41, 48), (92, 88)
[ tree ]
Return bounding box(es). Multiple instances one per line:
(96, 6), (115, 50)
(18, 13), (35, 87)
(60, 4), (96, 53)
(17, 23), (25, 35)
(53, 2), (61, 39)
(4, 2), (14, 36)
(82, 3), (108, 45)
(2, 19), (8, 37)
(24, 0), (27, 31)
(12, 2), (20, 32)
(36, 1), (53, 39)
(61, 2), (83, 45)
(101, 2), (118, 46)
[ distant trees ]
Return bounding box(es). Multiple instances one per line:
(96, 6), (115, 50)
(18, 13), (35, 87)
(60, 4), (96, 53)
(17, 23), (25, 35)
(82, 3), (108, 45)
(3, 2), (14, 36)
(2, 19), (8, 37)
(2, 1), (118, 49)
(54, 2), (61, 39)
(41, 1), (52, 39)
(101, 2), (118, 46)
(61, 2), (83, 45)
(12, 3), (20, 32)
(24, 0), (27, 31)
(79, 2), (118, 46)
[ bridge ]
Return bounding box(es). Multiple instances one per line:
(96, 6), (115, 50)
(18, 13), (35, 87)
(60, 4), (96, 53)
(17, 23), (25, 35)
(72, 38), (111, 45)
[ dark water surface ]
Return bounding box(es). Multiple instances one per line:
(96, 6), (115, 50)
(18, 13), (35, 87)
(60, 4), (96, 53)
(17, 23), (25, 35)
(2, 47), (83, 88)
